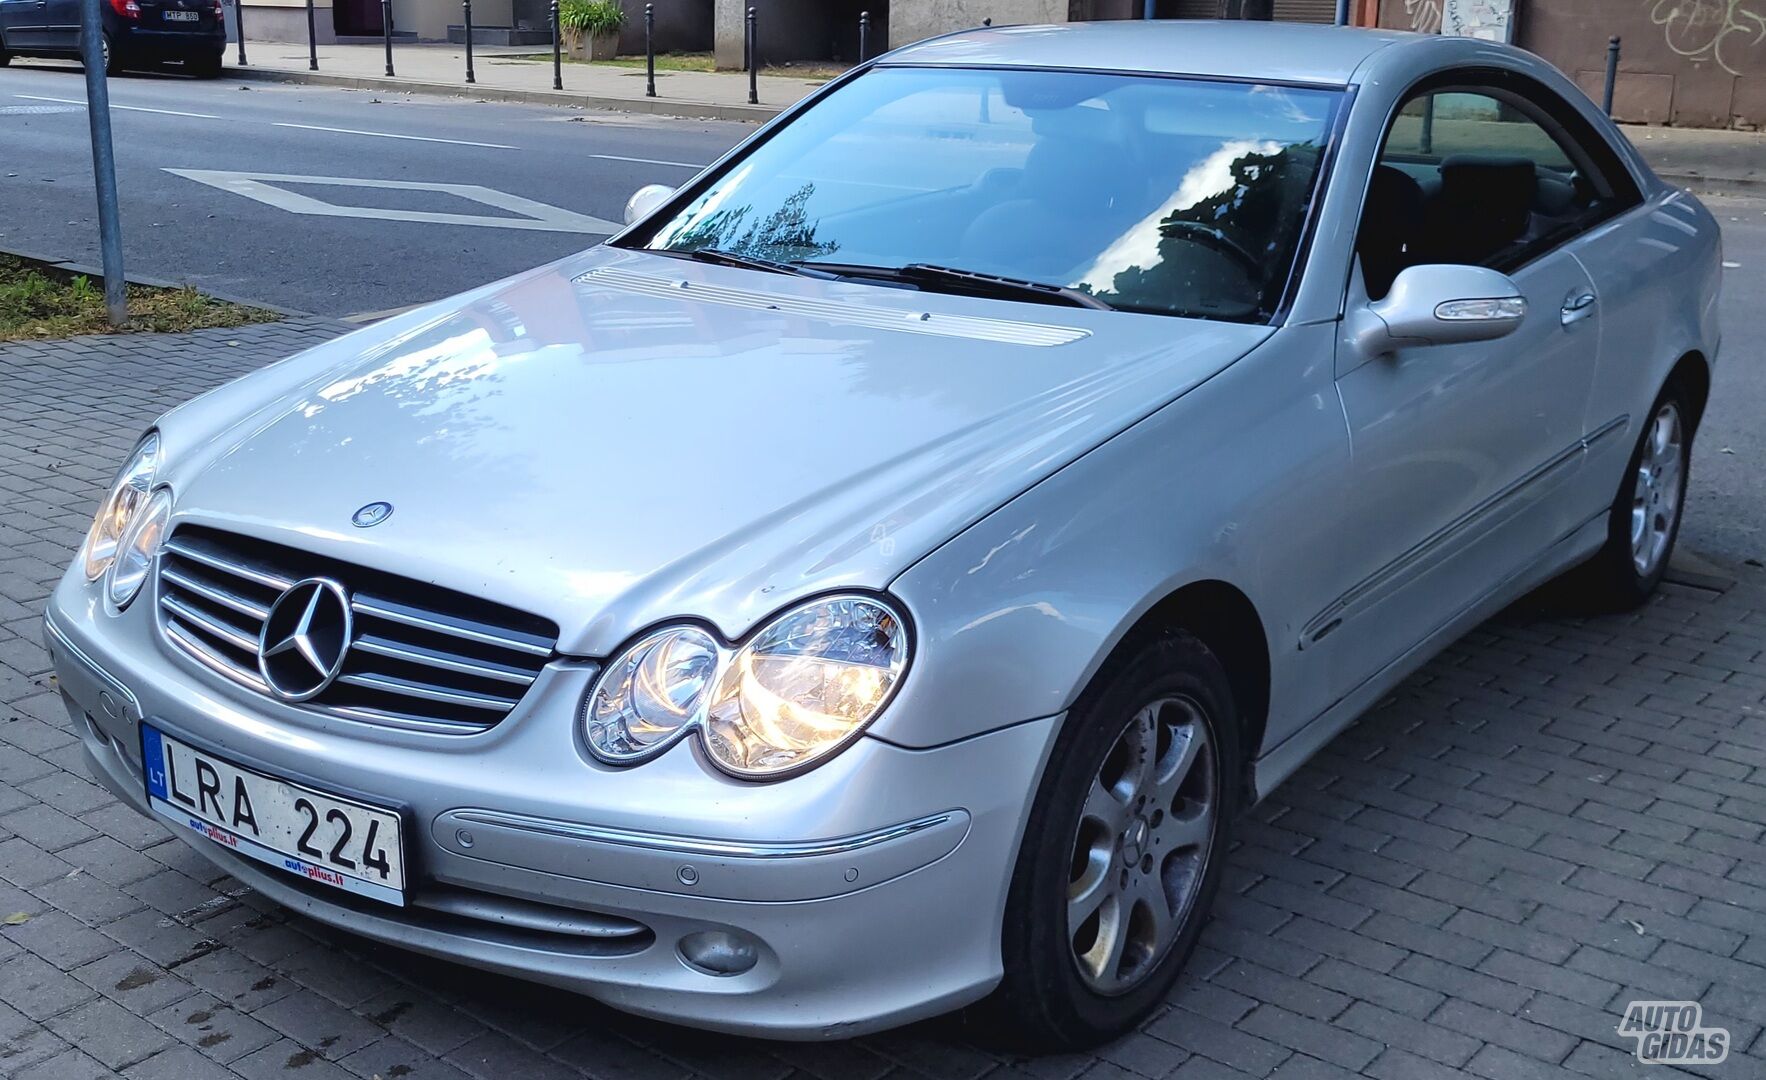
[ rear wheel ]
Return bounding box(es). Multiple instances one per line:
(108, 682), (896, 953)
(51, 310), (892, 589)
(0, 36), (12, 66)
(1557, 378), (1693, 610)
(189, 51), (222, 77)
(969, 631), (1240, 1050)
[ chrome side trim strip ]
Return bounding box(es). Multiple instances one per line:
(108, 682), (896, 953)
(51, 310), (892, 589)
(450, 808), (957, 861)
(1300, 417), (1627, 649)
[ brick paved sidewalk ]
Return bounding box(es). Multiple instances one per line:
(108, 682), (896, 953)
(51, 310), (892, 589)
(2, 320), (1765, 1079)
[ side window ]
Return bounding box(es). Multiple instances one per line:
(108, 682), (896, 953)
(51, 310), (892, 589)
(1357, 85), (1632, 300)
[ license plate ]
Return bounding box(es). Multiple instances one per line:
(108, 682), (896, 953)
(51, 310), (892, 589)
(141, 724), (406, 905)
(163, 9), (199, 19)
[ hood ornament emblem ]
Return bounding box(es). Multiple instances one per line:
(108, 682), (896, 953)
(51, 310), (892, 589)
(351, 501), (394, 528)
(258, 578), (353, 702)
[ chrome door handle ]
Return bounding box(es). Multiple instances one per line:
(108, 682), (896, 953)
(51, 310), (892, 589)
(1561, 292), (1598, 326)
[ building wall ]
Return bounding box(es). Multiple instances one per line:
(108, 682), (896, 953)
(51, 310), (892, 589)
(887, 0), (1072, 47)
(713, 0), (839, 67)
(1375, 0), (1766, 128)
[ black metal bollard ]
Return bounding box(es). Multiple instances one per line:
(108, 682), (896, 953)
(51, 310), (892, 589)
(463, 0), (475, 83)
(304, 0), (316, 69)
(858, 9), (868, 62)
(1603, 35), (1621, 117)
(551, 0), (562, 90)
(381, 0), (393, 75)
(746, 7), (757, 104)
(234, 0), (246, 66)
(644, 2), (655, 97)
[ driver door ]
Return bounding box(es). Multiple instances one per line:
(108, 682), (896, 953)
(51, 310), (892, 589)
(1315, 82), (1611, 699)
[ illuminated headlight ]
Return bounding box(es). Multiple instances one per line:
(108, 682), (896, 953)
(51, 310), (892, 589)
(82, 432), (160, 582)
(583, 596), (910, 779)
(106, 487), (172, 609)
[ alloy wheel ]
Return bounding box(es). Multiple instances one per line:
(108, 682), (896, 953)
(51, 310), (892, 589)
(1630, 401), (1685, 577)
(1067, 695), (1217, 994)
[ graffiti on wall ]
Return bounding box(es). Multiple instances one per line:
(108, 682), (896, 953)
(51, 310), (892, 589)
(1405, 0), (1442, 32)
(1442, 0), (1515, 40)
(1647, 0), (1766, 75)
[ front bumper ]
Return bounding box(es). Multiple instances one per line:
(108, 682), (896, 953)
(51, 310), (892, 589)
(45, 573), (1058, 1038)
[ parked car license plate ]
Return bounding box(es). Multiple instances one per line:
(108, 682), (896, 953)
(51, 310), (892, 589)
(140, 724), (406, 905)
(163, 9), (199, 19)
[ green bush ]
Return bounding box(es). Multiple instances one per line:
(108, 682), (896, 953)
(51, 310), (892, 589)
(559, 0), (623, 36)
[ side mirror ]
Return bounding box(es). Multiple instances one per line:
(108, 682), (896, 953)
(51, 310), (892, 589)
(623, 183), (676, 226)
(1350, 264), (1527, 355)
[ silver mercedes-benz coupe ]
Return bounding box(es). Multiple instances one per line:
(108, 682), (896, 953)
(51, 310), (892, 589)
(45, 20), (1721, 1048)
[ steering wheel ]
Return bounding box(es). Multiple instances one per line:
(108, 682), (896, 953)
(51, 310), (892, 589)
(1157, 220), (1264, 279)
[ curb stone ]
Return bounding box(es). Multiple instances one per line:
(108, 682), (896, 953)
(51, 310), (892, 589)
(224, 66), (780, 123)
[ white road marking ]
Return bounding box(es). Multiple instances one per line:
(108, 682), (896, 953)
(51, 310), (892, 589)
(0, 104), (85, 116)
(271, 122), (516, 149)
(164, 169), (620, 234)
(15, 94), (219, 119)
(586, 153), (703, 168)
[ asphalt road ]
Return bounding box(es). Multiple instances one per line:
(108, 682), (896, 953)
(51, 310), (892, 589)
(1, 59), (1761, 565)
(0, 60), (750, 317)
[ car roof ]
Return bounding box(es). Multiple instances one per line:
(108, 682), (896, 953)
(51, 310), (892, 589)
(882, 20), (1424, 87)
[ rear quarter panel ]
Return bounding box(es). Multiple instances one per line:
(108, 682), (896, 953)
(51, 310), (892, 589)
(1570, 188), (1723, 512)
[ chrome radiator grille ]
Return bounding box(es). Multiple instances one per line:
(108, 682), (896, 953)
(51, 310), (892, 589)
(156, 526), (558, 734)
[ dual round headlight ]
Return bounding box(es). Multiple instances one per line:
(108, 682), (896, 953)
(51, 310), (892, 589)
(82, 432), (171, 609)
(584, 595), (910, 779)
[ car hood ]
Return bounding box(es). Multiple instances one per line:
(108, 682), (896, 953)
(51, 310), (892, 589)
(162, 247), (1270, 655)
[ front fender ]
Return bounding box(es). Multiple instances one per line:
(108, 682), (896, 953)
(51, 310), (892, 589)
(874, 323), (1349, 750)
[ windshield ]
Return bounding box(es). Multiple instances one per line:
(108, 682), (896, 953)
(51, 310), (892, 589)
(627, 66), (1342, 323)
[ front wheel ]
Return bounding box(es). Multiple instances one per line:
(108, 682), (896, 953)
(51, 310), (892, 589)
(1558, 379), (1693, 610)
(969, 631), (1240, 1050)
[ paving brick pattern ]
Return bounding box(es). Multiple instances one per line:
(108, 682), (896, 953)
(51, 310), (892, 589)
(2, 322), (1765, 1079)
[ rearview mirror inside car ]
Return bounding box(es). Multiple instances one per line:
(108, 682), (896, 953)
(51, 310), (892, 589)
(1351, 264), (1527, 354)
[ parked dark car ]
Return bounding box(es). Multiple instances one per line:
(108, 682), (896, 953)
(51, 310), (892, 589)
(0, 0), (224, 77)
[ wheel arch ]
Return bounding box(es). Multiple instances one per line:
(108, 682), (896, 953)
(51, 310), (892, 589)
(1668, 349), (1711, 433)
(1105, 579), (1271, 796)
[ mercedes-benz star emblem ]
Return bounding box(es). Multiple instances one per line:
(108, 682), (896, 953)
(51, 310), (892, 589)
(352, 501), (393, 528)
(257, 578), (353, 702)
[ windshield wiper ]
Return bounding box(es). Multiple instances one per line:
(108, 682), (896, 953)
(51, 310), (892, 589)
(800, 262), (1113, 311)
(649, 247), (839, 279)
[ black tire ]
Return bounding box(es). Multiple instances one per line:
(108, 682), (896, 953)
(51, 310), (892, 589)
(189, 51), (223, 78)
(968, 630), (1241, 1051)
(0, 37), (12, 66)
(1556, 377), (1695, 611)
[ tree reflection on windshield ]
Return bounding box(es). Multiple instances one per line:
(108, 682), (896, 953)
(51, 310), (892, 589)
(668, 183), (841, 264)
